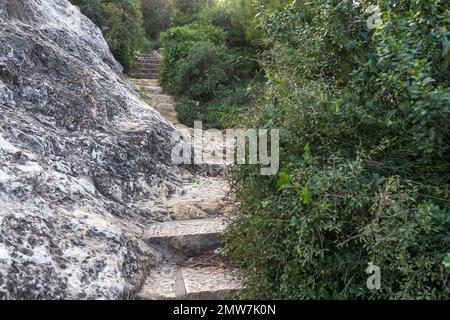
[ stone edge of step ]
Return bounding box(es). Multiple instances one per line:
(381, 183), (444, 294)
(136, 264), (241, 301)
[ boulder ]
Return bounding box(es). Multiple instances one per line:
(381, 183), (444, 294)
(0, 0), (181, 299)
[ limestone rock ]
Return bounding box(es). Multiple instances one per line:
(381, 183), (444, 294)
(0, 0), (181, 299)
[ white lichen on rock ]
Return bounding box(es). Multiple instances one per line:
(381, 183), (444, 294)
(0, 0), (182, 299)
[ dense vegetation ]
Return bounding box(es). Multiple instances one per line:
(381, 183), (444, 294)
(224, 0), (450, 299)
(159, 0), (449, 299)
(159, 0), (263, 128)
(141, 0), (172, 40)
(70, 0), (148, 72)
(74, 0), (450, 299)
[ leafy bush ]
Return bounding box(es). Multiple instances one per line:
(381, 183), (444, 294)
(159, 23), (227, 93)
(170, 0), (212, 26)
(197, 3), (238, 45)
(226, 0), (286, 47)
(148, 36), (163, 50)
(175, 99), (241, 129)
(141, 0), (172, 39)
(160, 1), (265, 132)
(174, 98), (202, 127)
(70, 0), (148, 72)
(176, 43), (233, 101)
(175, 81), (256, 129)
(228, 157), (449, 299)
(225, 0), (450, 299)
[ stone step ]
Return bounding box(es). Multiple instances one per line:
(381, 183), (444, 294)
(149, 93), (173, 104)
(136, 263), (241, 300)
(133, 70), (159, 73)
(133, 71), (159, 77)
(131, 73), (159, 79)
(155, 106), (179, 125)
(141, 85), (163, 94)
(136, 265), (179, 300)
(132, 70), (159, 74)
(135, 58), (160, 62)
(183, 265), (241, 300)
(134, 65), (160, 71)
(135, 61), (160, 65)
(135, 67), (160, 72)
(131, 79), (159, 87)
(135, 56), (160, 60)
(133, 50), (162, 80)
(134, 63), (160, 68)
(155, 102), (175, 111)
(134, 67), (160, 73)
(134, 60), (161, 65)
(135, 53), (160, 58)
(144, 218), (226, 261)
(135, 56), (161, 61)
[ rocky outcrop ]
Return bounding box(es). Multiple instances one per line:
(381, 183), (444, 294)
(0, 0), (182, 299)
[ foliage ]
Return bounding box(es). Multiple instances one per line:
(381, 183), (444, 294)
(147, 35), (163, 50)
(176, 43), (234, 101)
(70, 0), (148, 72)
(225, 0), (450, 299)
(159, 0), (450, 299)
(226, 0), (287, 47)
(160, 1), (264, 129)
(444, 253), (450, 268)
(170, 0), (213, 26)
(159, 23), (228, 94)
(141, 0), (172, 39)
(175, 81), (257, 128)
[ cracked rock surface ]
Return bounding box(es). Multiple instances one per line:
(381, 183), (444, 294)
(0, 0), (184, 299)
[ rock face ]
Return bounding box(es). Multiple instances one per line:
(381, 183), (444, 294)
(0, 0), (182, 299)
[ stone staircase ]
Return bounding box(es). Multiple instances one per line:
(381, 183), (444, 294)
(130, 78), (242, 300)
(137, 218), (241, 300)
(131, 51), (162, 79)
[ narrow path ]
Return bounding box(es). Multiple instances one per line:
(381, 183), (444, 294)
(129, 52), (241, 300)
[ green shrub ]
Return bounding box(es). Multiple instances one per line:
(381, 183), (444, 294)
(213, 82), (253, 106)
(176, 43), (233, 101)
(141, 0), (172, 39)
(225, 0), (450, 299)
(197, 4), (237, 45)
(170, 0), (212, 26)
(160, 1), (262, 131)
(229, 46), (260, 80)
(159, 23), (227, 93)
(175, 98), (241, 129)
(148, 36), (163, 50)
(174, 78), (258, 129)
(174, 78), (257, 127)
(227, 157), (449, 299)
(70, 0), (148, 72)
(204, 102), (241, 129)
(226, 0), (286, 47)
(174, 98), (203, 127)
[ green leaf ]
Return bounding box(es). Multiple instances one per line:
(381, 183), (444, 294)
(290, 216), (298, 226)
(442, 37), (450, 58)
(276, 170), (292, 191)
(261, 198), (271, 208)
(335, 98), (343, 113)
(303, 143), (312, 161)
(301, 186), (312, 204)
(266, 104), (275, 116)
(422, 77), (435, 86)
(323, 201), (333, 210)
(444, 253), (450, 268)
